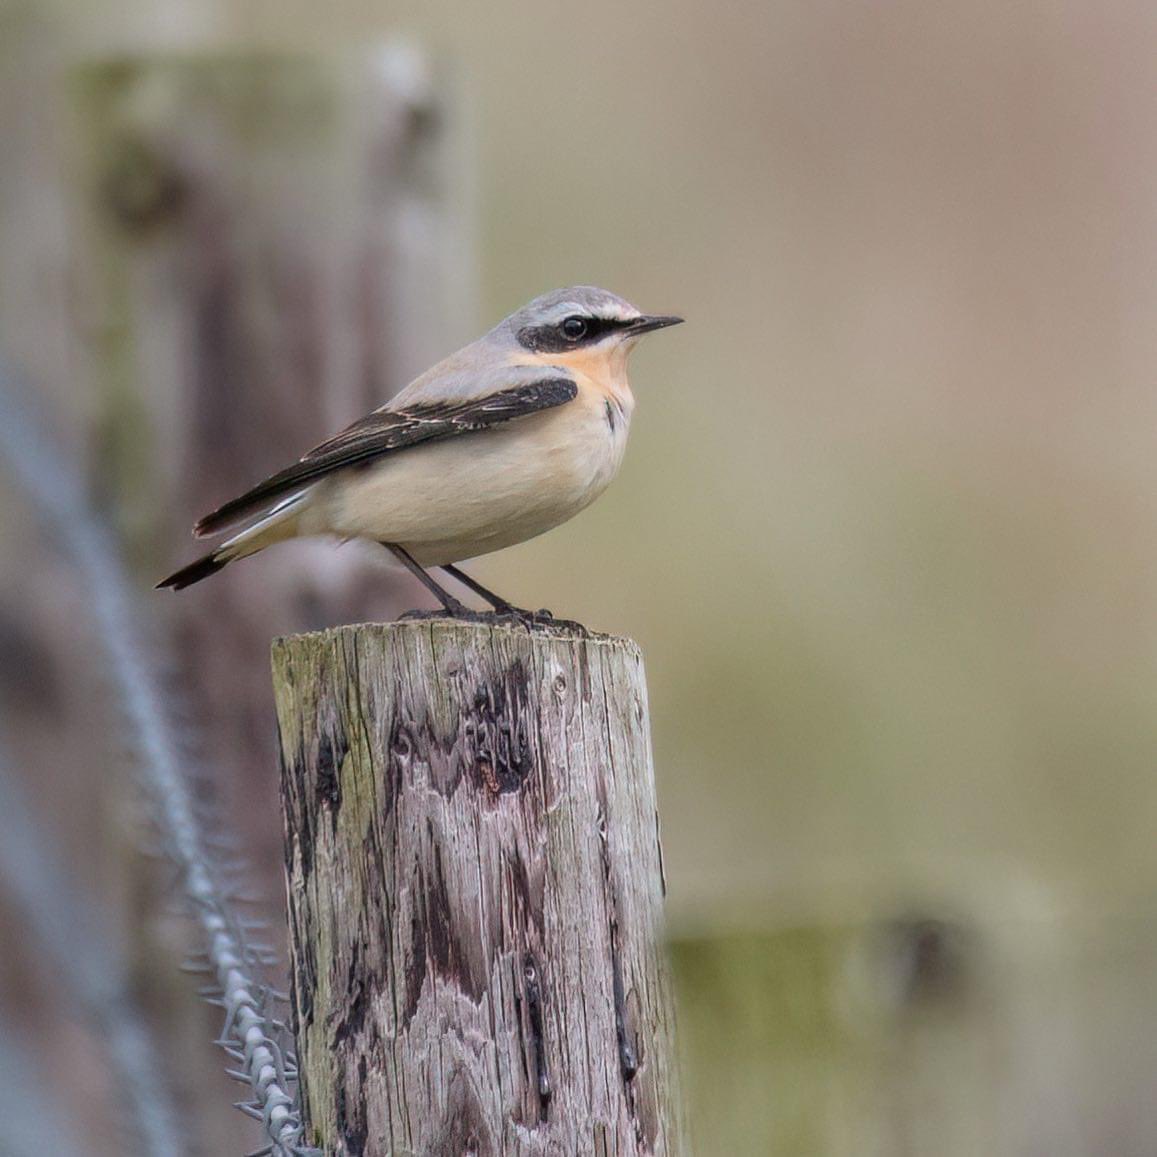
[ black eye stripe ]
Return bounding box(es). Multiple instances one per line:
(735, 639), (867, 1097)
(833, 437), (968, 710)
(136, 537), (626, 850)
(516, 316), (631, 353)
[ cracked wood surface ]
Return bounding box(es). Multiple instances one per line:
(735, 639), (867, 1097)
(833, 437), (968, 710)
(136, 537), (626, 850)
(272, 620), (683, 1156)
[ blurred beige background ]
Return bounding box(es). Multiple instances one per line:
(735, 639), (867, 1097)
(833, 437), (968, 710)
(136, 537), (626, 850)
(5, 0), (1157, 1153)
(206, 0), (1157, 926)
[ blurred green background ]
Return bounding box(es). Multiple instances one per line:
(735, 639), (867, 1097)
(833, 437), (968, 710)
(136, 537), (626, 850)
(4, 0), (1157, 1153)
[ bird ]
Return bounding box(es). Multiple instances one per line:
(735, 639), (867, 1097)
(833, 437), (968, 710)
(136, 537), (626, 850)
(157, 285), (682, 618)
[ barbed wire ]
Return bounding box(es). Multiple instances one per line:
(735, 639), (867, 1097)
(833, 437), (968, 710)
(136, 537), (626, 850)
(0, 363), (318, 1157)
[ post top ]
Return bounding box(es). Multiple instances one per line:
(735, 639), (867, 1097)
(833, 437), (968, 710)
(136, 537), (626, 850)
(272, 616), (639, 654)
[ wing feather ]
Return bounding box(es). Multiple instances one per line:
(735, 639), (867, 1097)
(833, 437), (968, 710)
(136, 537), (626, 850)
(193, 376), (577, 537)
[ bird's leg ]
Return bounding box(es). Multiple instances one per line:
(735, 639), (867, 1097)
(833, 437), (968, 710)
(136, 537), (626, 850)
(384, 544), (471, 616)
(440, 564), (553, 621)
(440, 564), (517, 614)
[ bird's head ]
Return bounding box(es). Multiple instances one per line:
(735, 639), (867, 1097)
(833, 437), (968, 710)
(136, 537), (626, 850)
(502, 286), (682, 375)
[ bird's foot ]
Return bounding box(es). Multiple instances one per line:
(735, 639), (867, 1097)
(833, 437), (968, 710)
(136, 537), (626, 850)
(400, 604), (587, 635)
(490, 603), (547, 624)
(489, 601), (543, 620)
(493, 606), (590, 636)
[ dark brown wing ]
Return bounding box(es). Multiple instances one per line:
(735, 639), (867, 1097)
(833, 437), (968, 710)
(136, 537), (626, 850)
(194, 376), (578, 537)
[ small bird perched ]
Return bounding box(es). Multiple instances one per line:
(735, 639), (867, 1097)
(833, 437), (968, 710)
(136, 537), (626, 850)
(158, 286), (681, 617)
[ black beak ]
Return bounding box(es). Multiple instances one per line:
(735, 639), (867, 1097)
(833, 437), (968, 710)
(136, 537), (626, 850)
(628, 314), (684, 335)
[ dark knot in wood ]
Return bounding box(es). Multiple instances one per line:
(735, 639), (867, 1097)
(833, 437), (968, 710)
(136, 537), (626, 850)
(523, 951), (553, 1109)
(315, 725), (348, 811)
(100, 136), (188, 233)
(464, 659), (535, 796)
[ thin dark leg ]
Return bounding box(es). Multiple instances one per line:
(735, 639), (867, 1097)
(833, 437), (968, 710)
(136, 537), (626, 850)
(440, 564), (554, 622)
(440, 564), (515, 613)
(384, 544), (470, 615)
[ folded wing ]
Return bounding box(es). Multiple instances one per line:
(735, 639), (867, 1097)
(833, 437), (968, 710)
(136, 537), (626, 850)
(194, 376), (578, 537)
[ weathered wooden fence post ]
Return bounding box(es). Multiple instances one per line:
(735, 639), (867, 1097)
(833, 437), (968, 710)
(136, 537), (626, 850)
(273, 619), (683, 1155)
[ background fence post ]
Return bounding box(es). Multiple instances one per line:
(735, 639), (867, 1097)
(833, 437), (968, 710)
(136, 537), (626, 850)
(58, 50), (465, 1152)
(68, 49), (467, 879)
(272, 619), (683, 1155)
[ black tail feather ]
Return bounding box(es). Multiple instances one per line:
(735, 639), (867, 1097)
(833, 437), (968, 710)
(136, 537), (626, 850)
(156, 550), (228, 591)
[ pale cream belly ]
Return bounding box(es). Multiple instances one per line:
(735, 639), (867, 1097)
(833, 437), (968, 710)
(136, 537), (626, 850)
(301, 402), (628, 566)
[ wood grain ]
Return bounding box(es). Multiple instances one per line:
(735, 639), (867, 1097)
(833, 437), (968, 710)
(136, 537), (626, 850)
(273, 619), (683, 1156)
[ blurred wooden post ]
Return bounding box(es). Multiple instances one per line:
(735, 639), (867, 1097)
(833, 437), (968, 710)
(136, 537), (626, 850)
(69, 48), (468, 590)
(63, 50), (466, 1154)
(68, 48), (468, 878)
(670, 920), (988, 1155)
(272, 620), (683, 1156)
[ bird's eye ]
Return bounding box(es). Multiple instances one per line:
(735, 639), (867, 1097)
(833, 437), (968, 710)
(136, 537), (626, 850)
(561, 316), (588, 341)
